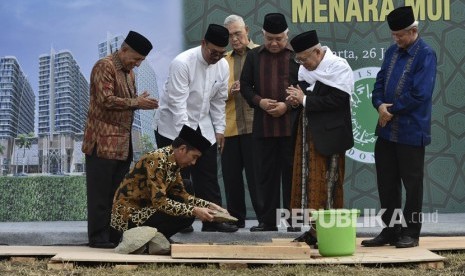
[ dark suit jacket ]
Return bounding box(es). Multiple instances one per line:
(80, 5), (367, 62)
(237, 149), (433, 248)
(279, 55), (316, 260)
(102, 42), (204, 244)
(300, 80), (354, 156)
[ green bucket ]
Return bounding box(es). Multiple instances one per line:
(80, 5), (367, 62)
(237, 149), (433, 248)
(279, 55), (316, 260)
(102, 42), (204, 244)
(313, 209), (360, 257)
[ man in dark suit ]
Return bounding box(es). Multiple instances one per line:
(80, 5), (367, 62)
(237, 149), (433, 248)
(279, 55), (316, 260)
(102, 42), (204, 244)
(286, 30), (354, 245)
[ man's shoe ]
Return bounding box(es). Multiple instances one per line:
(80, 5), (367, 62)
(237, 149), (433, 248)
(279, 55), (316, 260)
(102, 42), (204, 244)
(179, 225), (194, 233)
(287, 226), (301, 232)
(227, 220), (245, 228)
(395, 236), (419, 248)
(250, 222), (278, 232)
(201, 222), (238, 232)
(88, 242), (116, 249)
(293, 231), (317, 246)
(361, 233), (398, 247)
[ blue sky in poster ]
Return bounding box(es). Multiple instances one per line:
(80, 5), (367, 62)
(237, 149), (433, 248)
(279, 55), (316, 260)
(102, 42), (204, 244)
(0, 0), (183, 93)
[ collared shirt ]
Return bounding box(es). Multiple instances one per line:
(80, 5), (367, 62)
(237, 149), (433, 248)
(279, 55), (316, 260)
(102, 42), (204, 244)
(110, 146), (211, 231)
(82, 52), (139, 160)
(154, 46), (229, 144)
(223, 40), (258, 137)
(372, 37), (437, 146)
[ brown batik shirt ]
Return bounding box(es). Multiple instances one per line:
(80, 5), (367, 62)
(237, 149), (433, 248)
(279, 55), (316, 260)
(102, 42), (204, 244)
(110, 146), (211, 231)
(82, 52), (140, 161)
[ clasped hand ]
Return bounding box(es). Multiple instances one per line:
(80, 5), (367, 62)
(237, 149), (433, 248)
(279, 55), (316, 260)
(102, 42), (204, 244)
(259, 99), (287, 117)
(378, 103), (393, 127)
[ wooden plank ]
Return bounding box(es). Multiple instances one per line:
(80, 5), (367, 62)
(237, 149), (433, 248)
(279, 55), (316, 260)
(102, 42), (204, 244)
(0, 237), (455, 267)
(9, 257), (36, 263)
(170, 243), (312, 260)
(311, 246), (445, 264)
(49, 246), (444, 265)
(275, 237), (465, 251)
(51, 251), (174, 263)
(0, 245), (98, 256)
(415, 237), (465, 251)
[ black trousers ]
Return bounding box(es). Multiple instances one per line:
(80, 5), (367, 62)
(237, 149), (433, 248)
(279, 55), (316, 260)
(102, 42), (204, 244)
(110, 181), (196, 244)
(86, 147), (131, 244)
(110, 212), (195, 243)
(221, 134), (258, 222)
(374, 137), (425, 238)
(253, 136), (293, 225)
(155, 130), (222, 206)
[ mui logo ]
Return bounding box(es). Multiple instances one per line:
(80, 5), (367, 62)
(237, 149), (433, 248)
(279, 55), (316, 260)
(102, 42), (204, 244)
(346, 67), (380, 163)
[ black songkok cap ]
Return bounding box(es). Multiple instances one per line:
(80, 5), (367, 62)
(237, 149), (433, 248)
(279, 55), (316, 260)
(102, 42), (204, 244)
(387, 6), (415, 31)
(290, 30), (319, 53)
(204, 24), (229, 47)
(124, 31), (153, 56)
(263, 13), (288, 34)
(178, 125), (212, 153)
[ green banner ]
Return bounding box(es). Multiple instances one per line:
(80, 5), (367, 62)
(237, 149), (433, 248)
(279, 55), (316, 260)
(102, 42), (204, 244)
(183, 0), (465, 213)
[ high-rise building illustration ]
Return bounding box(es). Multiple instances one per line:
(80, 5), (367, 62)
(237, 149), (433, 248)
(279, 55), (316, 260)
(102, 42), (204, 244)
(37, 49), (89, 174)
(0, 56), (35, 138)
(98, 33), (159, 158)
(0, 56), (35, 175)
(38, 49), (89, 135)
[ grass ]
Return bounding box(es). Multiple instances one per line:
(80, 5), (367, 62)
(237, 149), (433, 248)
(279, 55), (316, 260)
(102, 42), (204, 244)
(1, 251), (464, 276)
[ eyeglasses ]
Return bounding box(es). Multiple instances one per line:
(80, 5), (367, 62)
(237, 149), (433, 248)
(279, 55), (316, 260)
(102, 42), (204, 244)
(294, 48), (317, 64)
(206, 45), (226, 58)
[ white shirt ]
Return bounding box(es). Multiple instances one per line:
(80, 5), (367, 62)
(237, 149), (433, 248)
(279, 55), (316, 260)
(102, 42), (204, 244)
(154, 46), (229, 144)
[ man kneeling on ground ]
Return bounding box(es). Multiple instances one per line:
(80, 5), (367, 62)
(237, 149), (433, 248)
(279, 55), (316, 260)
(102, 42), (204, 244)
(109, 125), (229, 244)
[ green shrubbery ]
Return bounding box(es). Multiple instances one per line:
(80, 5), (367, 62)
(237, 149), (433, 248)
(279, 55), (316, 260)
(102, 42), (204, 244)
(0, 176), (87, 221)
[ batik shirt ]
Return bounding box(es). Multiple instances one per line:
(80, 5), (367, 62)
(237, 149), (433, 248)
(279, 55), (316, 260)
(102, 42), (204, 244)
(111, 146), (210, 231)
(82, 52), (139, 160)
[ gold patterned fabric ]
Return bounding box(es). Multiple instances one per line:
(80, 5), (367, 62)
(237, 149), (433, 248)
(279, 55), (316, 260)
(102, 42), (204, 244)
(290, 114), (344, 210)
(223, 41), (258, 137)
(110, 146), (211, 231)
(82, 52), (140, 161)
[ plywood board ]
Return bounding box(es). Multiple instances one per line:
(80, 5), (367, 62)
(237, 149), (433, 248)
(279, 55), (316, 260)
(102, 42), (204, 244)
(170, 242), (311, 259)
(47, 246), (444, 265)
(1, 236), (460, 266)
(0, 245), (95, 256)
(274, 237), (465, 251)
(414, 236), (465, 250)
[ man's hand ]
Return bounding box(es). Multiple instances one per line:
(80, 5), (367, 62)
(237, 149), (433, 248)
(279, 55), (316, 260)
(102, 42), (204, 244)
(192, 207), (215, 222)
(378, 103), (393, 127)
(230, 80), (240, 96)
(259, 98), (278, 111)
(216, 133), (225, 154)
(267, 102), (287, 117)
(137, 91), (158, 110)
(208, 202), (229, 214)
(286, 85), (304, 105)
